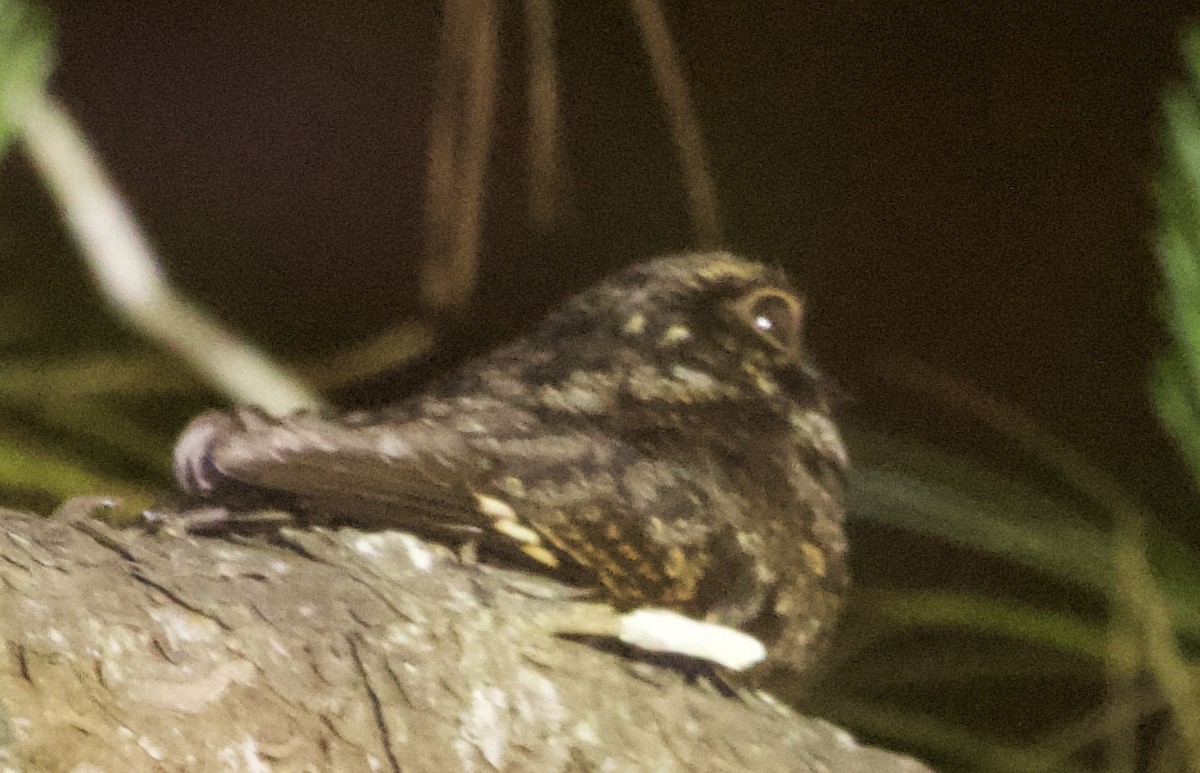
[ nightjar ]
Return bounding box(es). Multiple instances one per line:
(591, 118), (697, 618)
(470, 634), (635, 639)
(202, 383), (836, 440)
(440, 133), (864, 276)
(173, 252), (849, 677)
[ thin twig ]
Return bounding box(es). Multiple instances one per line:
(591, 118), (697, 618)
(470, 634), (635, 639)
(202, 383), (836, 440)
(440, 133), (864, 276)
(1105, 543), (1145, 773)
(523, 0), (562, 228)
(451, 0), (498, 305)
(296, 320), (435, 388)
(12, 94), (322, 415)
(627, 0), (722, 248)
(421, 0), (499, 313)
(423, 0), (466, 293)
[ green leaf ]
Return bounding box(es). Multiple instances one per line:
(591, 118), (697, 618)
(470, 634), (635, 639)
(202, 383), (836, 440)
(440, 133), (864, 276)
(1155, 29), (1200, 489)
(0, 0), (54, 157)
(863, 590), (1108, 662)
(846, 428), (1109, 592)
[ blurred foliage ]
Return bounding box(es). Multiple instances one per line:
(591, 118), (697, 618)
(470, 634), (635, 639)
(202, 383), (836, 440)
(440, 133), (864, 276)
(0, 1), (1198, 771)
(1157, 28), (1200, 490)
(0, 0), (51, 157)
(0, 0), (185, 511)
(802, 27), (1200, 771)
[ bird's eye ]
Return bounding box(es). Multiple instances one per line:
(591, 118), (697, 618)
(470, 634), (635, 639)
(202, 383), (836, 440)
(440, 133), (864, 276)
(731, 288), (804, 354)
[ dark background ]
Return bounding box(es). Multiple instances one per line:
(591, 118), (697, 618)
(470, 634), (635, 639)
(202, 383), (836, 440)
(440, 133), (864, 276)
(6, 3), (1196, 524)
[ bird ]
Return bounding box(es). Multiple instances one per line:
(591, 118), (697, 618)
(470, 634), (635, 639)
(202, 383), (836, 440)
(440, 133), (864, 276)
(172, 252), (849, 677)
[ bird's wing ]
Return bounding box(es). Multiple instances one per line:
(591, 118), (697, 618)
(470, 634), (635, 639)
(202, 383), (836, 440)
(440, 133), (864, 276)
(172, 405), (762, 613)
(175, 406), (497, 541)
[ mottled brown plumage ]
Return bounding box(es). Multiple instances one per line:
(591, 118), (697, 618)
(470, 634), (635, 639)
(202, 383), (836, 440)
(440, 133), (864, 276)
(173, 252), (849, 676)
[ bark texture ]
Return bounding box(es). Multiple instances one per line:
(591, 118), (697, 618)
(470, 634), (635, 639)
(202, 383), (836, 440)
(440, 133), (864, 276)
(0, 508), (933, 772)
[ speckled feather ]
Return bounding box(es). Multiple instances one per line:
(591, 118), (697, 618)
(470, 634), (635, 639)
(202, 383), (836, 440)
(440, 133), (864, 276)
(173, 252), (849, 676)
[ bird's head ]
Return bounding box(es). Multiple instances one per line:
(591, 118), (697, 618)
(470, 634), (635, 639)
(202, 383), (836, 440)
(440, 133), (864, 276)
(505, 252), (836, 422)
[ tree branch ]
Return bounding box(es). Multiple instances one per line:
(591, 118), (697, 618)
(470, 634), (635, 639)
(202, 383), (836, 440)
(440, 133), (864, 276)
(0, 508), (933, 772)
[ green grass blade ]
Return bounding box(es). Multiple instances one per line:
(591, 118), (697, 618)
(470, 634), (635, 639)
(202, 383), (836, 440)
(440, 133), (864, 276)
(0, 435), (136, 501)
